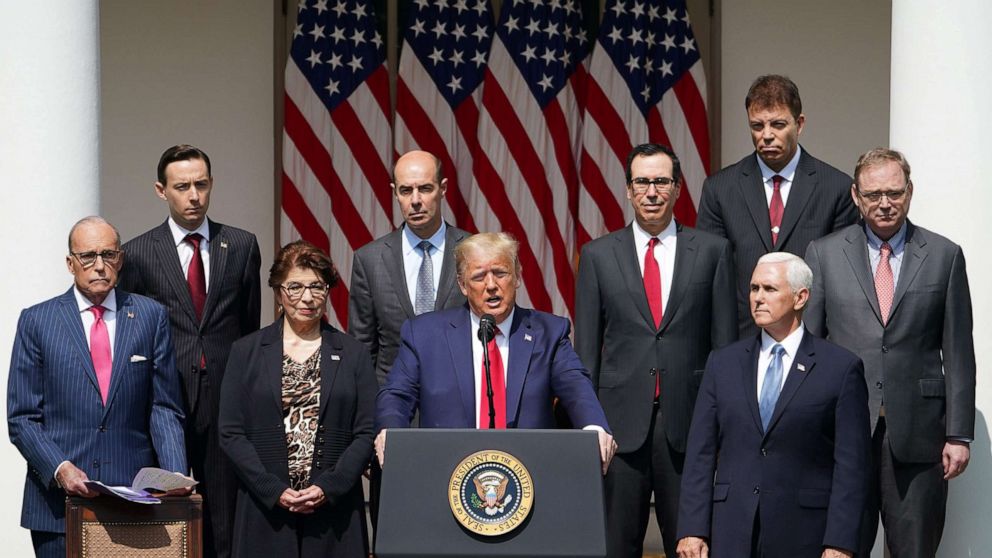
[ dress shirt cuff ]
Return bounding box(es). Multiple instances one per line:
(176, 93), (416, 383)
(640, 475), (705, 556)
(53, 460), (70, 488)
(582, 425), (605, 433)
(947, 436), (972, 444)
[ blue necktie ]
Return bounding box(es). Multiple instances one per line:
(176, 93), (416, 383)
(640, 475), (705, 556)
(759, 344), (786, 431)
(414, 240), (435, 315)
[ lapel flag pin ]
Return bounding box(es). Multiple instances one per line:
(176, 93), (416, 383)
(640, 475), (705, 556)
(127, 311), (135, 319)
(220, 241), (228, 249)
(331, 355), (341, 361)
(524, 334), (532, 342)
(797, 363), (806, 372)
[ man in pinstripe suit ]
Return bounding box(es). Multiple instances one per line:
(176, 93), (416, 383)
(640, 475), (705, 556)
(8, 217), (187, 557)
(118, 145), (261, 558)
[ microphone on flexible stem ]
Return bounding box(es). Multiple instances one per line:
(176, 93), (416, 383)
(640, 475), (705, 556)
(478, 314), (497, 429)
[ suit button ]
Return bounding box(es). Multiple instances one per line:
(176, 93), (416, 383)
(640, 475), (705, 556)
(98, 425), (106, 432)
(317, 450), (323, 456)
(319, 426), (326, 432)
(93, 461), (100, 468)
(875, 381), (883, 389)
(753, 486), (760, 494)
(649, 368), (657, 376)
(318, 438), (324, 444)
(655, 332), (663, 340)
(760, 448), (767, 456)
(881, 345), (889, 353)
(315, 462), (321, 468)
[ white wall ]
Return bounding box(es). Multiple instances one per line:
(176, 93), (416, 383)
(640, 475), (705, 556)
(100, 0), (276, 322)
(719, 0), (891, 173)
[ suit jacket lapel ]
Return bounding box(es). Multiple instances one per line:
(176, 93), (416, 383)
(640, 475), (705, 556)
(765, 330), (815, 435)
(889, 222), (927, 322)
(58, 289), (100, 397)
(435, 225), (464, 310)
(740, 337), (764, 434)
(446, 309), (477, 427)
(505, 309), (534, 427)
(261, 322), (286, 417)
(152, 221), (199, 324)
(660, 224), (696, 331)
(739, 156), (773, 252)
(201, 220), (228, 327)
(612, 226), (657, 330)
(383, 229), (415, 318)
(103, 291), (134, 414)
(842, 226), (884, 325)
(774, 150), (817, 250)
(318, 325), (343, 424)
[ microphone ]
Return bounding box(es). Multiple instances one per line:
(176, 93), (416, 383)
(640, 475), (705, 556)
(478, 314), (497, 429)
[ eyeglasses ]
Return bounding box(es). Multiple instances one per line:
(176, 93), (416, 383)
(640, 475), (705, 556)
(629, 177), (677, 194)
(280, 282), (329, 300)
(856, 187), (909, 203)
(70, 250), (123, 268)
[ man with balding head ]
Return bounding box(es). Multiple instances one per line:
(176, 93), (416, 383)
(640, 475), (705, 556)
(8, 217), (187, 557)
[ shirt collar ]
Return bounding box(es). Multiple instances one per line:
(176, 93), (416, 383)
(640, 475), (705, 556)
(760, 322), (805, 356)
(402, 221), (447, 256)
(74, 286), (117, 313)
(469, 306), (516, 334)
(167, 216), (211, 248)
(864, 221), (907, 253)
(756, 145), (803, 183)
(631, 218), (677, 248)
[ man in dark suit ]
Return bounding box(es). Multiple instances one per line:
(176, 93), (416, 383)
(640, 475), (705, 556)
(805, 148), (975, 558)
(696, 75), (857, 338)
(349, 150), (469, 387)
(118, 145), (261, 558)
(375, 232), (616, 472)
(574, 143), (737, 558)
(676, 253), (869, 558)
(8, 217), (187, 557)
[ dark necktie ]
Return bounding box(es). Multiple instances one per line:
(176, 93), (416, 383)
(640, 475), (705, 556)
(89, 305), (112, 405)
(759, 344), (786, 431)
(875, 242), (894, 325)
(185, 233), (207, 321)
(479, 328), (506, 429)
(769, 175), (785, 245)
(414, 240), (434, 315)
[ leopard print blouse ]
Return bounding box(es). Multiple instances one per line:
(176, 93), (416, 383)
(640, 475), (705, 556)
(282, 349), (321, 491)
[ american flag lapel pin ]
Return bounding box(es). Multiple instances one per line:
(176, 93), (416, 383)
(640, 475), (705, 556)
(127, 311), (135, 319)
(797, 363), (806, 372)
(524, 334), (532, 342)
(331, 354), (341, 361)
(220, 241), (229, 249)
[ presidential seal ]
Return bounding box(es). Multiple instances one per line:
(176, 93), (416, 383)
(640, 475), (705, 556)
(448, 450), (534, 536)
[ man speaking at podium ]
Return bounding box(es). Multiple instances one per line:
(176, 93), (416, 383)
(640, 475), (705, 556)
(375, 232), (616, 473)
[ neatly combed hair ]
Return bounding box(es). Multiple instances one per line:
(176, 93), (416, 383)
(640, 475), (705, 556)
(624, 143), (682, 185)
(854, 147), (912, 187)
(454, 232), (521, 278)
(68, 216), (121, 251)
(268, 240), (339, 290)
(756, 252), (812, 293)
(745, 75), (802, 120)
(157, 144), (212, 184)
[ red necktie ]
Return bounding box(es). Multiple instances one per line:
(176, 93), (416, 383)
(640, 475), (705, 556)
(769, 175), (785, 245)
(89, 305), (112, 405)
(644, 238), (663, 399)
(479, 328), (506, 429)
(185, 233), (207, 322)
(875, 242), (894, 325)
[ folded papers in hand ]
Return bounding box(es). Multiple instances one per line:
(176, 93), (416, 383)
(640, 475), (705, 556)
(84, 467), (198, 504)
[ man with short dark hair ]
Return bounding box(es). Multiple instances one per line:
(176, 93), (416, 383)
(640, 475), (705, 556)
(8, 217), (187, 557)
(697, 75), (857, 338)
(805, 148), (975, 558)
(118, 145), (261, 558)
(575, 143), (737, 558)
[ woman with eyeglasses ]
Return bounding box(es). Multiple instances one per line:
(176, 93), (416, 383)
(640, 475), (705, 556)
(218, 240), (376, 557)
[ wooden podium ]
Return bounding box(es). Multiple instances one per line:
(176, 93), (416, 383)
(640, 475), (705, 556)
(65, 495), (202, 558)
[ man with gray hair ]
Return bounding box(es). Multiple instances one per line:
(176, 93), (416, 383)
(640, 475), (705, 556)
(805, 147), (976, 558)
(676, 253), (869, 558)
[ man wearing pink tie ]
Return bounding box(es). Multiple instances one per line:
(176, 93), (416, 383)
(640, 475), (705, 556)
(7, 217), (187, 557)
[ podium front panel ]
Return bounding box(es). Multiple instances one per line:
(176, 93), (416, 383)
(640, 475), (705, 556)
(376, 429), (605, 558)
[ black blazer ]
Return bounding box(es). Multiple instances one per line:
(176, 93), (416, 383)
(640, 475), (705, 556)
(218, 320), (376, 557)
(696, 149), (857, 338)
(574, 223), (737, 453)
(119, 219), (261, 414)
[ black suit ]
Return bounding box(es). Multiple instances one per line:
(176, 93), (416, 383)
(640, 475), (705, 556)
(218, 321), (375, 558)
(574, 223), (737, 558)
(805, 222), (976, 557)
(696, 149), (857, 338)
(119, 219), (261, 558)
(348, 224), (469, 386)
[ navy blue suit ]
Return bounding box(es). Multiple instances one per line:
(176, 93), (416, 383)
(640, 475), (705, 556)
(677, 330), (869, 557)
(7, 288), (187, 534)
(376, 306), (608, 431)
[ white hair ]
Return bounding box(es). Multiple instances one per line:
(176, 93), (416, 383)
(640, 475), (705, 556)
(755, 252), (812, 293)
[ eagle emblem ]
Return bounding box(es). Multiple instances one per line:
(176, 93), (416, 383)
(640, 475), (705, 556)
(473, 472), (512, 515)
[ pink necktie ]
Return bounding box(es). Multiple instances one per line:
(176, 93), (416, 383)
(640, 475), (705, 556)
(479, 329), (506, 429)
(89, 306), (112, 404)
(875, 242), (894, 325)
(769, 175), (784, 245)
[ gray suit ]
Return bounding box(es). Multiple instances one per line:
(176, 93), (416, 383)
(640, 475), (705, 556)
(347, 224), (469, 386)
(805, 221), (975, 557)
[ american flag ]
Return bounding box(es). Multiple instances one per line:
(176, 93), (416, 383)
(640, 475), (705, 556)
(471, 0), (591, 318)
(394, 0), (494, 232)
(579, 0), (710, 244)
(281, 0), (393, 328)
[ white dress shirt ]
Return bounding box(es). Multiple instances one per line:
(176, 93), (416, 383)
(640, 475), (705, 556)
(756, 324), (805, 399)
(756, 145), (803, 207)
(167, 217), (211, 290)
(402, 222), (447, 308)
(632, 219), (677, 315)
(74, 287), (118, 359)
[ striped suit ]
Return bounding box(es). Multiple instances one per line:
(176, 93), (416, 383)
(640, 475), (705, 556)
(118, 219), (260, 558)
(7, 288), (187, 533)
